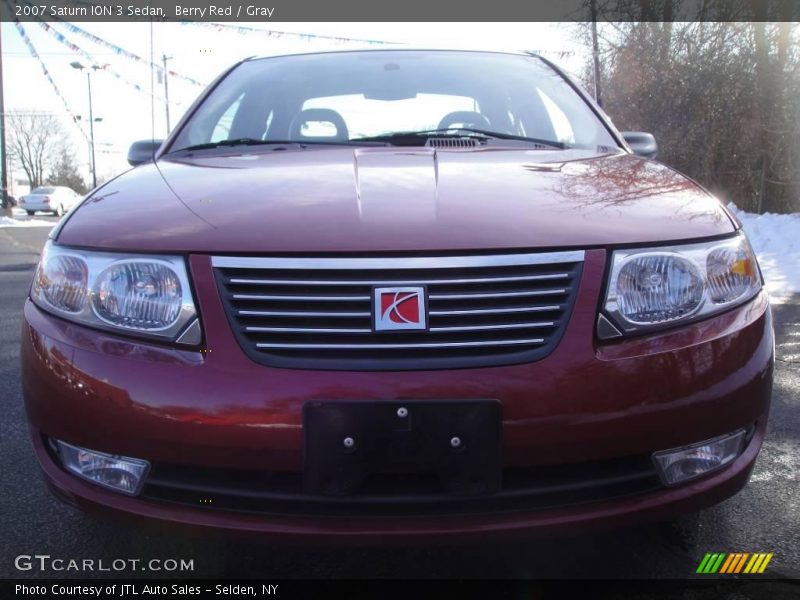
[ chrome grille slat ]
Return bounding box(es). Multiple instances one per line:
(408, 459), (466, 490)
(429, 289), (567, 300)
(228, 273), (570, 286)
(256, 339), (547, 350)
(429, 305), (561, 316)
(429, 322), (554, 332)
(233, 294), (371, 301)
(213, 250), (584, 370)
(246, 326), (373, 333)
(244, 322), (555, 334)
(213, 251), (584, 270)
(239, 310), (372, 317)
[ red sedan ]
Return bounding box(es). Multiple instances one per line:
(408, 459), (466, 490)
(22, 50), (773, 542)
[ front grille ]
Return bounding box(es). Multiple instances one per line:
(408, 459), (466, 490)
(212, 251), (584, 370)
(141, 454), (661, 518)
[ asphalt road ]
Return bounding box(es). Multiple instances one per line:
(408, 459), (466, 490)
(0, 215), (59, 272)
(1, 225), (798, 582)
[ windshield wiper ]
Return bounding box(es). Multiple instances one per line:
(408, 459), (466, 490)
(352, 128), (566, 149)
(170, 138), (373, 153)
(171, 138), (289, 152)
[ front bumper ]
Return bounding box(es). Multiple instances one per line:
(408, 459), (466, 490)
(31, 419), (766, 543)
(21, 250), (774, 541)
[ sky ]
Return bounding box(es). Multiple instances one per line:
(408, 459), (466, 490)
(0, 22), (589, 189)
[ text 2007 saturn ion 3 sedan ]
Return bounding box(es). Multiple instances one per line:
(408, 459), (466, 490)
(22, 50), (773, 542)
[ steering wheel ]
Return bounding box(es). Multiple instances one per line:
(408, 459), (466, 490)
(437, 111), (492, 131)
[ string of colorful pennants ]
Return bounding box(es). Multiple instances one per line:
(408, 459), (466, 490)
(54, 21), (207, 87)
(10, 0), (206, 87)
(7, 16), (89, 142)
(6, 15), (398, 145)
(35, 21), (168, 102)
(8, 10), (579, 150)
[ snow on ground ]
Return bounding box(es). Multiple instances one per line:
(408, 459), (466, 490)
(0, 208), (57, 228)
(0, 216), (56, 227)
(729, 203), (800, 304)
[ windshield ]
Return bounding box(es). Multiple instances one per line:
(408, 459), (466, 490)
(169, 50), (619, 152)
(31, 187), (56, 194)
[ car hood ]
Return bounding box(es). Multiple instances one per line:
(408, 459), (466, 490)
(57, 147), (735, 253)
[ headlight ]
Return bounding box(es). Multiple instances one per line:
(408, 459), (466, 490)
(600, 232), (761, 337)
(31, 241), (201, 345)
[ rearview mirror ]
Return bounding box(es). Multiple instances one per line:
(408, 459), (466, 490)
(127, 139), (164, 166)
(621, 132), (658, 159)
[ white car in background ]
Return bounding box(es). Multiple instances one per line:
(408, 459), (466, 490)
(19, 186), (82, 216)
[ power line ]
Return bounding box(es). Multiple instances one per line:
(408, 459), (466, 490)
(3, 51), (120, 56)
(56, 21), (206, 87)
(36, 21), (167, 102)
(10, 1), (207, 87)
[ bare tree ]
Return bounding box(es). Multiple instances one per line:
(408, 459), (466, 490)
(576, 7), (800, 214)
(6, 112), (71, 190)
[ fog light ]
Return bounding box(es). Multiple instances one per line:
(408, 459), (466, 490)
(55, 440), (149, 496)
(652, 429), (746, 486)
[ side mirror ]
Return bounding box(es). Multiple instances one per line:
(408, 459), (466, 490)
(621, 132), (658, 159)
(127, 139), (164, 166)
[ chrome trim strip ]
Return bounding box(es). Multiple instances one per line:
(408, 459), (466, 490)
(228, 273), (570, 286)
(213, 250), (585, 270)
(175, 318), (202, 346)
(232, 294), (371, 301)
(238, 310), (371, 317)
(256, 338), (546, 349)
(429, 321), (554, 332)
(246, 326), (372, 333)
(246, 322), (555, 334)
(429, 289), (567, 300)
(430, 305), (561, 316)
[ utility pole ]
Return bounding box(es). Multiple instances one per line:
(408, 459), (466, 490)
(0, 24), (9, 214)
(71, 62), (104, 189)
(162, 54), (171, 133)
(590, 0), (603, 107)
(87, 71), (97, 189)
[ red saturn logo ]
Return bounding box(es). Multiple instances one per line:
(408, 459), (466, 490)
(373, 287), (427, 331)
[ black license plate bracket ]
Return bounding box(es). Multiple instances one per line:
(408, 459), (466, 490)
(303, 400), (501, 497)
